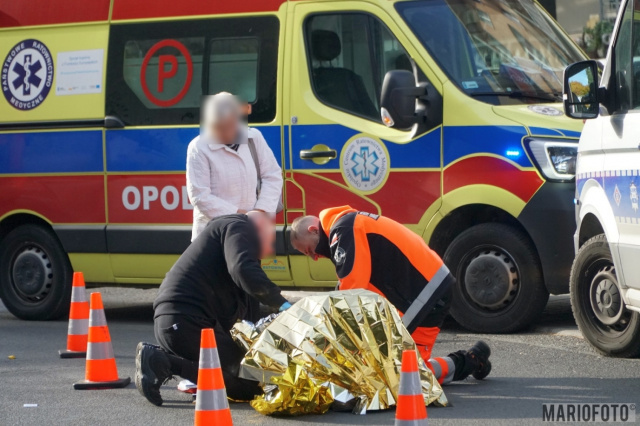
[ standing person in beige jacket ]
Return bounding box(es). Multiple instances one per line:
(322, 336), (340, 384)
(186, 93), (282, 241)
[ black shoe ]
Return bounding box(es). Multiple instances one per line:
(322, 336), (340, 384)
(467, 341), (492, 380)
(135, 342), (173, 406)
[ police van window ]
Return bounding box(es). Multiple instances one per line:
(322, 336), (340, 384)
(631, 0), (640, 109)
(304, 13), (413, 122)
(613, 0), (634, 111)
(106, 17), (279, 126)
(209, 38), (259, 103)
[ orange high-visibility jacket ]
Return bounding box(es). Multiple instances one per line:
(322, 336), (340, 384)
(319, 205), (452, 331)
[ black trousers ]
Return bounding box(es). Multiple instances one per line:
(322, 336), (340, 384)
(154, 314), (262, 401)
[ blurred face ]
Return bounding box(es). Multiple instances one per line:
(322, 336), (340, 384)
(291, 222), (322, 261)
(248, 212), (276, 258)
(211, 115), (239, 145)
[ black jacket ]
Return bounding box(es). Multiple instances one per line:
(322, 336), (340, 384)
(154, 214), (287, 330)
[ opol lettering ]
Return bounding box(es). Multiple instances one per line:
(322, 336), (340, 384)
(122, 185), (192, 211)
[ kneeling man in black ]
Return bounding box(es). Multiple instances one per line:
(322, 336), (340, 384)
(135, 212), (291, 406)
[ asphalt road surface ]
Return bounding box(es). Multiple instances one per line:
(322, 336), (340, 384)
(2, 289), (640, 426)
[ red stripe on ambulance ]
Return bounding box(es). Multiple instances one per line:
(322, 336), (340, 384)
(291, 172), (378, 217)
(444, 156), (543, 202)
(111, 0), (287, 21)
(0, 0), (110, 27)
(0, 176), (105, 223)
(369, 171), (440, 223)
(108, 175), (192, 224)
(294, 171), (441, 224)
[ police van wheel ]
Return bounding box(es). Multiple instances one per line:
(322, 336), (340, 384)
(444, 223), (549, 333)
(0, 224), (72, 320)
(570, 234), (640, 358)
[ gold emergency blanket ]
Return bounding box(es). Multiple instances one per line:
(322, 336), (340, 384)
(231, 289), (447, 415)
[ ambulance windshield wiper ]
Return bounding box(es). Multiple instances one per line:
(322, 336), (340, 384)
(469, 91), (560, 102)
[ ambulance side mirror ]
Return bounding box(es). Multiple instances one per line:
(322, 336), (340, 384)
(380, 70), (428, 131)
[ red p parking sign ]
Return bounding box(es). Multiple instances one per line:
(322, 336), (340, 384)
(140, 39), (193, 107)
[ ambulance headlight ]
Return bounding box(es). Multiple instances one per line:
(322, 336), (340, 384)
(526, 139), (578, 182)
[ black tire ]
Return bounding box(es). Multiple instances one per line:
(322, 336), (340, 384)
(443, 223), (549, 333)
(0, 224), (72, 320)
(570, 234), (640, 357)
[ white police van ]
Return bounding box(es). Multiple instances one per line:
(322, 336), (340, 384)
(563, 0), (640, 357)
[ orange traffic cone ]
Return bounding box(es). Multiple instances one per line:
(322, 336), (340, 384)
(59, 272), (89, 358)
(395, 349), (428, 426)
(194, 328), (232, 426)
(73, 292), (130, 390)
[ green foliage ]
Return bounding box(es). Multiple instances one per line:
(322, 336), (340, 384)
(570, 80), (590, 97)
(583, 20), (614, 58)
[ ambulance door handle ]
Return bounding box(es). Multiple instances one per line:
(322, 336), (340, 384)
(300, 143), (337, 161)
(300, 150), (337, 160)
(300, 145), (337, 166)
(105, 115), (125, 129)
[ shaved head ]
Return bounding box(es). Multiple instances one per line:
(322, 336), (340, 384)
(290, 215), (323, 260)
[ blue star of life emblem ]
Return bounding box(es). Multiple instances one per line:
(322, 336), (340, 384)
(2, 39), (54, 111)
(350, 147), (380, 182)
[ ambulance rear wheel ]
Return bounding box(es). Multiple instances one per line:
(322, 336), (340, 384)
(444, 223), (549, 333)
(0, 224), (72, 320)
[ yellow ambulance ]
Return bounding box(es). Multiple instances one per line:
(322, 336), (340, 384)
(0, 0), (585, 332)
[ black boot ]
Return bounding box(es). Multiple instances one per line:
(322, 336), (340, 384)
(447, 340), (492, 381)
(135, 342), (173, 406)
(467, 340), (492, 380)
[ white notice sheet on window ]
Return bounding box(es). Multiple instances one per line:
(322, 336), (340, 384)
(55, 49), (104, 96)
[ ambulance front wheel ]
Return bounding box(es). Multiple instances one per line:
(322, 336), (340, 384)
(444, 223), (549, 333)
(570, 234), (640, 358)
(0, 224), (73, 320)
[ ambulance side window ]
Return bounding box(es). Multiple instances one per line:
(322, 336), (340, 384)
(304, 13), (421, 123)
(208, 38), (260, 103)
(122, 37), (205, 111)
(106, 17), (279, 125)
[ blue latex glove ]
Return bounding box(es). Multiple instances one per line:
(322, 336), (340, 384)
(279, 302), (292, 312)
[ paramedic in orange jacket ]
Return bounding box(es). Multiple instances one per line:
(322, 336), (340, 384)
(290, 206), (491, 384)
